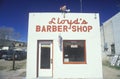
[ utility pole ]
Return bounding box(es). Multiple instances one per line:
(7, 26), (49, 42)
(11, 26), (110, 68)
(13, 51), (16, 70)
(80, 0), (83, 12)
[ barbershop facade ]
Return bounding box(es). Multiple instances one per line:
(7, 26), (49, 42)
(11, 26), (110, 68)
(27, 13), (103, 79)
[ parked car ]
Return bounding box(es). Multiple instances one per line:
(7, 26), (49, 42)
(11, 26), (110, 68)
(0, 51), (3, 59)
(0, 50), (8, 59)
(5, 50), (26, 60)
(15, 51), (27, 60)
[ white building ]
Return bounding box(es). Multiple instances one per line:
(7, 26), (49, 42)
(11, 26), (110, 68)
(101, 12), (120, 55)
(27, 13), (103, 79)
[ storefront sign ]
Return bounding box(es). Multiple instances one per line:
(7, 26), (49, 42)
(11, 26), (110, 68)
(36, 18), (93, 32)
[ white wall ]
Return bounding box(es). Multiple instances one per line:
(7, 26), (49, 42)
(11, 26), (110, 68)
(27, 13), (103, 79)
(101, 12), (120, 55)
(112, 12), (120, 55)
(102, 20), (114, 55)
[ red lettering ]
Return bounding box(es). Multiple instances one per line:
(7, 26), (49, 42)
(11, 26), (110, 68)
(58, 19), (66, 24)
(72, 26), (76, 32)
(77, 26), (83, 32)
(47, 25), (51, 32)
(49, 18), (56, 24)
(81, 20), (88, 24)
(88, 26), (92, 32)
(36, 25), (40, 32)
(63, 26), (68, 32)
(52, 26), (57, 32)
(73, 18), (79, 24)
(57, 18), (61, 24)
(41, 26), (46, 32)
(58, 26), (62, 32)
(36, 25), (92, 32)
(36, 17), (93, 32)
(83, 26), (88, 32)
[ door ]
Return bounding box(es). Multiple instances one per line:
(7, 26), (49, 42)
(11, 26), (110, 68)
(38, 41), (53, 77)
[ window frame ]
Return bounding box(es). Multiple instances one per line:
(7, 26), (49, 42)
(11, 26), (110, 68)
(63, 40), (86, 64)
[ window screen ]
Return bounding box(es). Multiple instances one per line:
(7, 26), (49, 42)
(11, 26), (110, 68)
(63, 40), (86, 64)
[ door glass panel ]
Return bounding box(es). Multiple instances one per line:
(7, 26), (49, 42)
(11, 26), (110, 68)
(40, 46), (50, 69)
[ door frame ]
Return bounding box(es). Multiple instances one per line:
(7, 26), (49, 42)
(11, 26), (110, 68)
(37, 40), (53, 78)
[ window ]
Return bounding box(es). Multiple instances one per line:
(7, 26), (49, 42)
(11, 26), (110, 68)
(111, 44), (115, 54)
(63, 40), (86, 64)
(40, 46), (50, 69)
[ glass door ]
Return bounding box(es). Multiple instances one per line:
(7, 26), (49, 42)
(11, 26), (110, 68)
(38, 41), (53, 77)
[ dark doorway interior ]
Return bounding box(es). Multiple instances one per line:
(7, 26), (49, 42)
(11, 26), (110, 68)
(40, 47), (50, 69)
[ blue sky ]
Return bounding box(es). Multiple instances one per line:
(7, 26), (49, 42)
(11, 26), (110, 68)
(0, 0), (120, 42)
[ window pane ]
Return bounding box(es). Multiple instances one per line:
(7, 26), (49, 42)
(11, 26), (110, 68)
(63, 40), (86, 64)
(40, 47), (50, 69)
